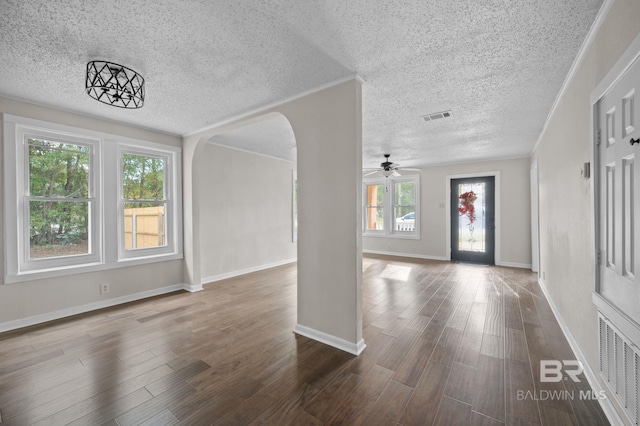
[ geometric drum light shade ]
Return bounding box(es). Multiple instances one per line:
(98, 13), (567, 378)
(85, 61), (145, 109)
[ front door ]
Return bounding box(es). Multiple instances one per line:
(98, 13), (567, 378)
(596, 56), (640, 323)
(451, 176), (495, 264)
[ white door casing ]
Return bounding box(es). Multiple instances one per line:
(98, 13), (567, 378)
(590, 29), (640, 426)
(531, 159), (540, 274)
(596, 56), (640, 324)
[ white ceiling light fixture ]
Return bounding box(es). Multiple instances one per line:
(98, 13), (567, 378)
(85, 61), (145, 109)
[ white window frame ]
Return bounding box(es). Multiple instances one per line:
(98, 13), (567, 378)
(10, 125), (102, 274)
(363, 178), (387, 235)
(3, 114), (183, 283)
(362, 174), (420, 239)
(117, 145), (180, 260)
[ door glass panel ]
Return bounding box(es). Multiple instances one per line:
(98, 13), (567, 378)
(457, 182), (486, 252)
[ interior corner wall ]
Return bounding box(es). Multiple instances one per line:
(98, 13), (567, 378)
(0, 97), (184, 328)
(199, 144), (296, 283)
(531, 0), (640, 419)
(363, 157), (531, 268)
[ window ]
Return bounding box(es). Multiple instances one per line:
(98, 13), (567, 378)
(3, 115), (182, 282)
(363, 175), (419, 238)
(393, 180), (416, 232)
(365, 182), (385, 232)
(120, 151), (169, 255)
(22, 135), (101, 271)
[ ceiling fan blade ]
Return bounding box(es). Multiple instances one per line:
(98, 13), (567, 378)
(391, 170), (401, 177)
(399, 168), (421, 171)
(363, 170), (381, 177)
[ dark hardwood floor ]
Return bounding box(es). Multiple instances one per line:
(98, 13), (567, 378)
(0, 254), (609, 425)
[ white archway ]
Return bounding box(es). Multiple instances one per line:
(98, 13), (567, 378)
(199, 114), (297, 282)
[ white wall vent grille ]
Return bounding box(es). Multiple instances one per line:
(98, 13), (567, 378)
(421, 110), (452, 121)
(599, 313), (640, 424)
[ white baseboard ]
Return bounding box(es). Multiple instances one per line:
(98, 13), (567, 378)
(0, 283), (188, 334)
(294, 323), (366, 356)
(363, 249), (447, 262)
(363, 250), (532, 270)
(496, 261), (532, 269)
(183, 283), (204, 292)
(201, 258), (297, 285)
(538, 279), (624, 426)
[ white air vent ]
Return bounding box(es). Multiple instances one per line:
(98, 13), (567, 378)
(421, 110), (452, 121)
(599, 313), (640, 424)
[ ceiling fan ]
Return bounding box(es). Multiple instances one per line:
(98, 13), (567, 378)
(363, 154), (420, 177)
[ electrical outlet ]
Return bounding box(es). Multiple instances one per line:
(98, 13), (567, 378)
(100, 283), (110, 294)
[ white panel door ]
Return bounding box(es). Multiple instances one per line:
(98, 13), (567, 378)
(598, 57), (640, 322)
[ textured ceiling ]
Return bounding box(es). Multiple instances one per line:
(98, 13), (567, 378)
(209, 115), (297, 163)
(0, 0), (603, 168)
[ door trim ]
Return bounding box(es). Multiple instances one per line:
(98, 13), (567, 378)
(531, 159), (540, 274)
(591, 30), (640, 296)
(446, 171), (501, 264)
(589, 28), (640, 426)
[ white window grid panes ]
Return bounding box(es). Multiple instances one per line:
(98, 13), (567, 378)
(362, 174), (420, 239)
(3, 114), (183, 283)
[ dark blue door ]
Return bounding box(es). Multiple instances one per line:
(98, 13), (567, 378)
(451, 176), (495, 265)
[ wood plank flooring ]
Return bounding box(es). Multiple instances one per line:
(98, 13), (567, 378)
(0, 254), (610, 425)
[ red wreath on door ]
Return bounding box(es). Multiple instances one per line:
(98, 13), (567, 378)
(458, 191), (477, 223)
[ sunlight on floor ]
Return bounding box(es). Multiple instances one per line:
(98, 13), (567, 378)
(380, 264), (412, 281)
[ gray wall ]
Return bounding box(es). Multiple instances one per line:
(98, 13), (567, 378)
(531, 0), (640, 421)
(199, 144), (297, 282)
(363, 157), (532, 267)
(0, 97), (184, 328)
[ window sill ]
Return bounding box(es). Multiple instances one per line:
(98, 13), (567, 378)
(363, 233), (420, 240)
(4, 252), (184, 284)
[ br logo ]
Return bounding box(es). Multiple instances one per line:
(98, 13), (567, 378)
(540, 360), (583, 382)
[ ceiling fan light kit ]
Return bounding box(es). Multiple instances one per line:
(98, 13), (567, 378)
(85, 61), (145, 109)
(364, 154), (420, 177)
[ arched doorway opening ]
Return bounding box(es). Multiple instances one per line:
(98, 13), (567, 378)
(199, 114), (297, 282)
